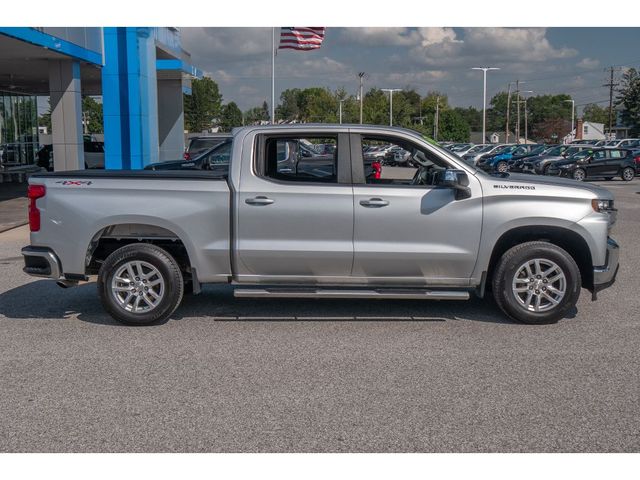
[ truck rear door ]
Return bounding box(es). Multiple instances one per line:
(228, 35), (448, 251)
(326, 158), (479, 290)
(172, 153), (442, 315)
(234, 132), (354, 282)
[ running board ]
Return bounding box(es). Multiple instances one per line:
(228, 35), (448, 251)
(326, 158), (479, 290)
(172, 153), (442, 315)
(233, 288), (470, 300)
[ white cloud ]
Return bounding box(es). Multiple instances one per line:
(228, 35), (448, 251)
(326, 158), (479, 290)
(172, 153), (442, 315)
(577, 57), (600, 69)
(339, 27), (418, 46)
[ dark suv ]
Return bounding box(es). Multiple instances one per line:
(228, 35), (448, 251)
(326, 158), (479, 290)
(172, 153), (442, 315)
(184, 134), (233, 160)
(549, 148), (637, 181)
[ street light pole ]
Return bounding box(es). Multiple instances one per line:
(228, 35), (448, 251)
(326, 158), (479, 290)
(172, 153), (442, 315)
(564, 99), (575, 142)
(358, 72), (365, 124)
(381, 88), (401, 126)
(472, 67), (500, 144)
(338, 99), (346, 124)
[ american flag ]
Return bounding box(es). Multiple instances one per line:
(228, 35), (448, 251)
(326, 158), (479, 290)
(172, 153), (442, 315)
(279, 27), (326, 51)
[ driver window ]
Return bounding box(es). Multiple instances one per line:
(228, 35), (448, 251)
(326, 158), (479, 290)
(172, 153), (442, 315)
(361, 136), (448, 186)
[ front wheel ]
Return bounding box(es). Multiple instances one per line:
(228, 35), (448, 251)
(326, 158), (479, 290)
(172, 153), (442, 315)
(621, 167), (635, 181)
(98, 243), (184, 325)
(496, 161), (508, 173)
(572, 168), (586, 181)
(492, 241), (582, 324)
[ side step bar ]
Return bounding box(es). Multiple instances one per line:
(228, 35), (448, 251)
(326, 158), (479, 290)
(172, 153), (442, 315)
(234, 288), (470, 300)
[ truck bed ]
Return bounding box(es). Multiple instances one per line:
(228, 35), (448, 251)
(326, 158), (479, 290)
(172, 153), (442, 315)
(28, 169), (232, 283)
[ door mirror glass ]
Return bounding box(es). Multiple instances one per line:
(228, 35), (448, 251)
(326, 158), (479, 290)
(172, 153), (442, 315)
(435, 169), (471, 200)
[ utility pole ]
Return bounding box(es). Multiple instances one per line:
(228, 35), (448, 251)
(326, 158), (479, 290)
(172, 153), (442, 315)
(564, 99), (575, 142)
(603, 66), (620, 140)
(381, 88), (401, 126)
(520, 90), (533, 144)
(471, 67), (500, 144)
(434, 96), (440, 141)
(514, 80), (526, 144)
(338, 98), (346, 124)
(505, 82), (514, 143)
(358, 72), (365, 124)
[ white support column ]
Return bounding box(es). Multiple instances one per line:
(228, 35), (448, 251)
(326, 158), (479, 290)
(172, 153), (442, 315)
(49, 60), (84, 171)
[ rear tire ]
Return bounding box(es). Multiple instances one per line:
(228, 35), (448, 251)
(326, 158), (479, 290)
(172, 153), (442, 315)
(98, 243), (184, 325)
(492, 241), (581, 325)
(621, 167), (634, 181)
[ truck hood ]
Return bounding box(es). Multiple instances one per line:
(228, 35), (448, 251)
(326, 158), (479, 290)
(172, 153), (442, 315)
(481, 172), (614, 200)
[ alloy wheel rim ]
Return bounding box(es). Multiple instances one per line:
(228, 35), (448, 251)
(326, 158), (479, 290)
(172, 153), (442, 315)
(512, 258), (567, 313)
(497, 162), (508, 173)
(574, 170), (585, 181)
(623, 168), (633, 180)
(111, 260), (165, 313)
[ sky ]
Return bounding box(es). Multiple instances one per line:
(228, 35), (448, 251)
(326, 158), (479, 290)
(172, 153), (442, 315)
(180, 27), (640, 115)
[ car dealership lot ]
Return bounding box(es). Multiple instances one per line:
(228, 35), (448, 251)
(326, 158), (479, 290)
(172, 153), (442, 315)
(0, 179), (639, 452)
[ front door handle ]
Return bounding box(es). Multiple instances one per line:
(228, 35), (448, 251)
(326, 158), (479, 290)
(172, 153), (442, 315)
(245, 196), (275, 206)
(359, 197), (389, 207)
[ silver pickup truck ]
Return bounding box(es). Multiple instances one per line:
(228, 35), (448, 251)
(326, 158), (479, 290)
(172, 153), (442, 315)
(22, 125), (619, 325)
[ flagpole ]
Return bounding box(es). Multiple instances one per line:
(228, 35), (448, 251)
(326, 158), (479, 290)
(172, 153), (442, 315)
(271, 27), (275, 124)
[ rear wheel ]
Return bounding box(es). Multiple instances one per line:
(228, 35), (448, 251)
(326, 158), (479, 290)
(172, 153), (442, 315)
(98, 243), (184, 325)
(621, 167), (635, 181)
(492, 241), (581, 324)
(572, 168), (586, 181)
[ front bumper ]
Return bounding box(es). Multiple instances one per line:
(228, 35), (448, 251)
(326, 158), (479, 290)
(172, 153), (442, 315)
(21, 246), (63, 280)
(592, 237), (620, 297)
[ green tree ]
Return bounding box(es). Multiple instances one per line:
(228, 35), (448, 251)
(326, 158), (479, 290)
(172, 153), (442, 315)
(438, 109), (470, 142)
(82, 96), (103, 133)
(244, 102), (269, 124)
(582, 103), (609, 125)
(453, 106), (482, 133)
(363, 88), (389, 125)
(184, 77), (223, 132)
(219, 102), (243, 132)
(615, 67), (640, 136)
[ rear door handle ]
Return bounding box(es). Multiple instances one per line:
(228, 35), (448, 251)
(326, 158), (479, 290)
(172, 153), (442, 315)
(359, 198), (389, 207)
(245, 196), (275, 206)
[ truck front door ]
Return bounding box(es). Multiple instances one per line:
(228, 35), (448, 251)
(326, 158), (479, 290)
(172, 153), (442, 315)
(235, 132), (354, 282)
(350, 133), (483, 286)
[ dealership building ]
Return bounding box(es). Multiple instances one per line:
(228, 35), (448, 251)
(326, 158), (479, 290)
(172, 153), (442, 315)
(0, 27), (201, 172)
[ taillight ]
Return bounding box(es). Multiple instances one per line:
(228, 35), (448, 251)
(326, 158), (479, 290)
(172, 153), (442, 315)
(27, 184), (46, 232)
(372, 161), (381, 180)
(183, 152), (191, 160)
(634, 155), (640, 166)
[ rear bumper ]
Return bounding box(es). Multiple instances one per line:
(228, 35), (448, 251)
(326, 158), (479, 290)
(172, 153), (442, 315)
(593, 237), (620, 295)
(21, 246), (63, 280)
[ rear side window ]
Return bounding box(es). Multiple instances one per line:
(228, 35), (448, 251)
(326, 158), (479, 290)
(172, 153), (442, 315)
(189, 138), (227, 153)
(262, 136), (338, 183)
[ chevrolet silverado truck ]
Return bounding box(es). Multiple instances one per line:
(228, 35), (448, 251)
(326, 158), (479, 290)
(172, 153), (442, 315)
(22, 125), (619, 325)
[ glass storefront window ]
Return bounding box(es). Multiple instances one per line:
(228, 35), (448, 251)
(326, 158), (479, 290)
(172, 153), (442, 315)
(0, 91), (39, 168)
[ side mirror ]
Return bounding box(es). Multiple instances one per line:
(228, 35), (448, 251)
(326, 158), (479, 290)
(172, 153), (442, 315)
(436, 169), (471, 200)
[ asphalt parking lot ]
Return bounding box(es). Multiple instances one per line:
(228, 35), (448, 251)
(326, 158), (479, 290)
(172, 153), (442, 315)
(0, 179), (639, 452)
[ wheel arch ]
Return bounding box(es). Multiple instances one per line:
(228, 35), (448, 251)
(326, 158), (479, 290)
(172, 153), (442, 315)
(85, 222), (195, 279)
(485, 225), (593, 292)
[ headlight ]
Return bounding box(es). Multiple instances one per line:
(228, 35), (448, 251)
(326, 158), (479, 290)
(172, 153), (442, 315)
(591, 199), (615, 213)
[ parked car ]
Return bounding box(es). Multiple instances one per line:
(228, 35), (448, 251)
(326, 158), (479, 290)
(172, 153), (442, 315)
(476, 144), (532, 172)
(145, 140), (233, 173)
(22, 124), (619, 326)
(36, 140), (105, 171)
(461, 144), (504, 165)
(602, 139), (640, 149)
(516, 145), (593, 175)
(548, 148), (637, 181)
(184, 134), (232, 160)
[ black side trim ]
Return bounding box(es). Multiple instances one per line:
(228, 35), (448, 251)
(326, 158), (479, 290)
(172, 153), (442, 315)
(30, 170), (227, 181)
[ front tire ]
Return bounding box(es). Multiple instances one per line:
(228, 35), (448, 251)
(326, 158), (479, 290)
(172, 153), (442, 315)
(572, 168), (586, 181)
(492, 241), (581, 324)
(621, 167), (634, 181)
(496, 161), (508, 173)
(98, 243), (184, 325)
